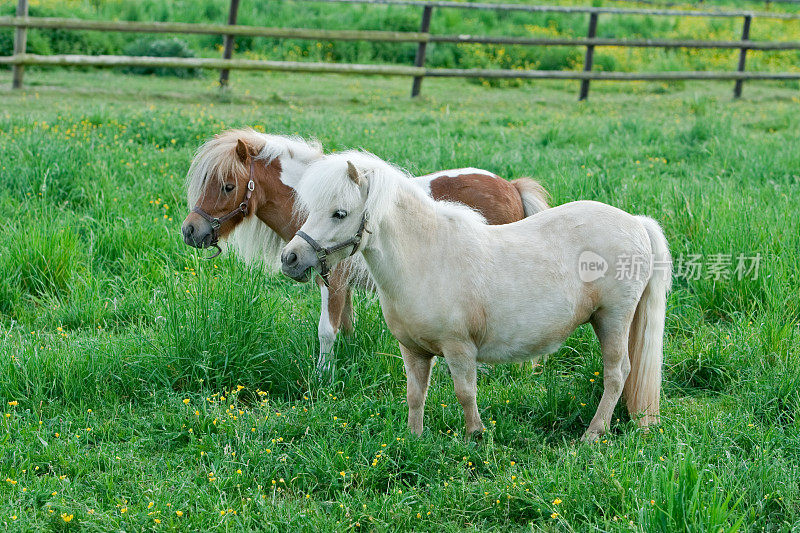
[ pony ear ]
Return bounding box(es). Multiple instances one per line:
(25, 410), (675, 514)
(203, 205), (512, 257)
(346, 161), (362, 185)
(235, 139), (253, 164)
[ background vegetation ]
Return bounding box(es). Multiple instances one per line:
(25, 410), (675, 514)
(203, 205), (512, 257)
(1, 0), (800, 85)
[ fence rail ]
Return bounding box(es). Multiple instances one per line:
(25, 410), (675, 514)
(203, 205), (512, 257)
(3, 0), (800, 99)
(3, 53), (799, 81)
(4, 17), (800, 50)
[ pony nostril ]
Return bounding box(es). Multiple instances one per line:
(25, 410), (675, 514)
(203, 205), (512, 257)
(285, 252), (298, 266)
(184, 223), (195, 237)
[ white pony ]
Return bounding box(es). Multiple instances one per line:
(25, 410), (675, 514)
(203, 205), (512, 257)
(281, 151), (671, 441)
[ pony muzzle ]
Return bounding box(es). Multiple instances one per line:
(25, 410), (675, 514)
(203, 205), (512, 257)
(181, 213), (215, 249)
(280, 237), (319, 283)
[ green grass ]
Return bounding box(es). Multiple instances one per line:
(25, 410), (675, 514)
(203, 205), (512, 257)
(1, 69), (799, 531)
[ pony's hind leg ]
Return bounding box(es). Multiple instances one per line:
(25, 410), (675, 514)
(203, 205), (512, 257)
(582, 312), (633, 443)
(401, 344), (434, 436)
(443, 344), (485, 439)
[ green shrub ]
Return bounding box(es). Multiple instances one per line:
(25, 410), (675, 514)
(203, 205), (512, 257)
(0, 4), (125, 57)
(122, 37), (202, 78)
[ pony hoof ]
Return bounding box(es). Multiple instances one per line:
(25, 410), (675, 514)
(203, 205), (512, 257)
(580, 430), (602, 443)
(314, 362), (334, 383)
(466, 427), (486, 442)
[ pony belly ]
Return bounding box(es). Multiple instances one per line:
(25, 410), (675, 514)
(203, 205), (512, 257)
(476, 337), (563, 365)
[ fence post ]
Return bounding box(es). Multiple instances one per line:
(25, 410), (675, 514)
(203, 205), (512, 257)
(219, 0), (241, 88)
(578, 12), (598, 101)
(12, 0), (29, 89)
(733, 14), (752, 99)
(411, 5), (433, 98)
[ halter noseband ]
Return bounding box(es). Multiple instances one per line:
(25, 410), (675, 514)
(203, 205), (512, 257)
(295, 212), (370, 287)
(191, 159), (256, 259)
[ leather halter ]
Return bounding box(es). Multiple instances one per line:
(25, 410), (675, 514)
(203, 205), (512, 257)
(295, 212), (370, 287)
(191, 159), (256, 259)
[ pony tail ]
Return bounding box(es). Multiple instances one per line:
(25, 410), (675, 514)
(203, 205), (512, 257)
(511, 178), (549, 216)
(624, 217), (672, 427)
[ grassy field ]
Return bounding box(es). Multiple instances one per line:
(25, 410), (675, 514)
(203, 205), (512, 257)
(1, 68), (799, 531)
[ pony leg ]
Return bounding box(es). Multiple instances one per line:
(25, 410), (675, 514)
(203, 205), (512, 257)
(316, 283), (336, 373)
(339, 286), (354, 336)
(582, 315), (633, 442)
(443, 345), (485, 439)
(315, 268), (353, 373)
(400, 344), (434, 436)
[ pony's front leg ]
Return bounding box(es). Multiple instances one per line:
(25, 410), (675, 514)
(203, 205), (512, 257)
(443, 344), (485, 439)
(582, 315), (632, 442)
(400, 344), (434, 436)
(316, 283), (336, 373)
(315, 268), (355, 373)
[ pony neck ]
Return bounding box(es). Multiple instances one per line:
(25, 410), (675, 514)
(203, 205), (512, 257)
(360, 187), (440, 299)
(253, 157), (301, 242)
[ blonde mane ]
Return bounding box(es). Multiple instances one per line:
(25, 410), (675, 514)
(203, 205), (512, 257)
(185, 128), (322, 268)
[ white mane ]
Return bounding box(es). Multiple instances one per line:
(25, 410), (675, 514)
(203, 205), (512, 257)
(296, 150), (487, 229)
(185, 128), (322, 269)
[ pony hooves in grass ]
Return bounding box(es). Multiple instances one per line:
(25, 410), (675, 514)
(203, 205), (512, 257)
(580, 430), (603, 443)
(468, 427), (487, 442)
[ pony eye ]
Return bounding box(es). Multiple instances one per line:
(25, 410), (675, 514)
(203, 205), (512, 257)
(332, 210), (348, 220)
(223, 183), (235, 193)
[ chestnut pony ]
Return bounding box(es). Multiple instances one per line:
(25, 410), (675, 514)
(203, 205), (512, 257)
(181, 129), (549, 371)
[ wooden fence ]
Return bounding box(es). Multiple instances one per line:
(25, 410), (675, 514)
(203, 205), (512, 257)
(2, 0), (800, 99)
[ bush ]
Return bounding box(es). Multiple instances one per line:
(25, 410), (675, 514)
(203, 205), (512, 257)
(122, 37), (202, 78)
(0, 4), (125, 57)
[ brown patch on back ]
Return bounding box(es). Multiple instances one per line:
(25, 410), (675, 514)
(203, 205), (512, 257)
(429, 173), (525, 225)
